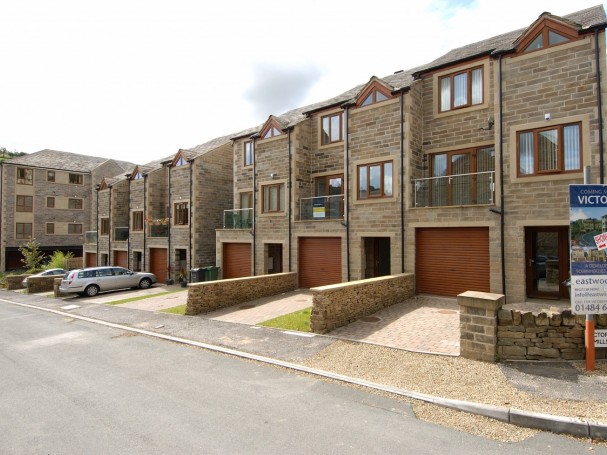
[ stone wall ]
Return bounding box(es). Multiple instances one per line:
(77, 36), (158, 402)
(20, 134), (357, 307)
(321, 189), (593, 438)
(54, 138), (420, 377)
(310, 273), (414, 334)
(6, 274), (28, 290)
(185, 272), (297, 315)
(459, 291), (505, 362)
(27, 275), (66, 293)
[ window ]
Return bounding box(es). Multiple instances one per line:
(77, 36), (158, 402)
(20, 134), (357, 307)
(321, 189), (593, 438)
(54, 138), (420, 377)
(321, 113), (342, 145)
(47, 171), (55, 182)
(68, 198), (83, 210)
(262, 183), (285, 213)
(518, 123), (581, 176)
(46, 223), (55, 235)
(244, 141), (253, 166)
(523, 29), (571, 53)
(263, 126), (282, 139)
(16, 223), (32, 239)
(47, 197), (55, 208)
(16, 195), (33, 212)
(17, 168), (33, 185)
(358, 162), (393, 199)
(439, 66), (483, 112)
(100, 218), (109, 235)
(133, 211), (144, 231)
(174, 202), (189, 225)
(314, 174), (344, 219)
(240, 192), (252, 210)
(133, 171), (143, 180)
(360, 89), (389, 107)
(175, 156), (187, 167)
(68, 224), (83, 234)
(69, 173), (83, 184)
(428, 147), (495, 206)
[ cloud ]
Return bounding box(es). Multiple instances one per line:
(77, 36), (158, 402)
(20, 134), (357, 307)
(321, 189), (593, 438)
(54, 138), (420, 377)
(244, 62), (323, 119)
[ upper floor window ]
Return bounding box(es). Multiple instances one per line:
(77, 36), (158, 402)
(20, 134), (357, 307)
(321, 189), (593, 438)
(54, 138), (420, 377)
(16, 195), (33, 212)
(100, 218), (110, 236)
(132, 211), (144, 231)
(46, 223), (55, 235)
(16, 223), (32, 239)
(133, 171), (143, 180)
(47, 197), (55, 208)
(68, 198), (83, 210)
(360, 89), (389, 107)
(244, 141), (253, 166)
(358, 161), (393, 199)
(174, 202), (189, 225)
(439, 66), (483, 112)
(240, 191), (252, 210)
(47, 171), (55, 182)
(175, 156), (187, 167)
(321, 113), (342, 145)
(523, 29), (572, 53)
(68, 224), (83, 235)
(263, 126), (282, 139)
(518, 122), (581, 176)
(69, 173), (83, 185)
(262, 183), (285, 213)
(17, 167), (33, 185)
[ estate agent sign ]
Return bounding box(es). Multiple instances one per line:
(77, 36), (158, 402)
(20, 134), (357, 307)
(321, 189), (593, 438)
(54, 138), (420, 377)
(569, 184), (607, 314)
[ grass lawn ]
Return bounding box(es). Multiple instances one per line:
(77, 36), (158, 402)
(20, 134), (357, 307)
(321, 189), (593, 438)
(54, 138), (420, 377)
(106, 289), (186, 306)
(160, 304), (187, 315)
(258, 307), (311, 332)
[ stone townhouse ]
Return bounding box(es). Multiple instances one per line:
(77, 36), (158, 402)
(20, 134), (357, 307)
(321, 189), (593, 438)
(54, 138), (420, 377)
(217, 4), (607, 304)
(0, 149), (133, 270)
(85, 136), (233, 283)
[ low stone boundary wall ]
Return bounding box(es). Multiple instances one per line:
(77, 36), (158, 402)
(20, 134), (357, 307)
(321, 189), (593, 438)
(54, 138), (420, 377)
(27, 275), (66, 293)
(310, 274), (414, 334)
(185, 272), (297, 316)
(459, 291), (505, 362)
(6, 275), (28, 290)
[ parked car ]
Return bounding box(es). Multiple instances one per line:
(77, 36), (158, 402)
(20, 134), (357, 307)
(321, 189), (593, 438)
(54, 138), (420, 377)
(59, 266), (157, 297)
(22, 268), (67, 287)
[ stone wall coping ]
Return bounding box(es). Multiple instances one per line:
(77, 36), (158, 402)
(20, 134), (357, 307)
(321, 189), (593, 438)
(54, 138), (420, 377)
(458, 291), (505, 311)
(189, 272), (296, 288)
(311, 273), (413, 292)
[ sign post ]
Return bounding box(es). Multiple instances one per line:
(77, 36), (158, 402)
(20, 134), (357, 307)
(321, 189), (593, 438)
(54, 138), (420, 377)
(568, 184), (607, 370)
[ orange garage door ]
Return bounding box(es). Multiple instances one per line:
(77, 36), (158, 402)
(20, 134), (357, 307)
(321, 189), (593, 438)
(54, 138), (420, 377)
(149, 248), (168, 282)
(114, 250), (128, 268)
(86, 253), (97, 268)
(222, 243), (252, 279)
(298, 237), (342, 288)
(415, 227), (490, 297)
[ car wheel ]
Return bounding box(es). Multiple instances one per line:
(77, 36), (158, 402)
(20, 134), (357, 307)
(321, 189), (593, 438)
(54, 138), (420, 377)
(84, 285), (100, 297)
(139, 278), (152, 289)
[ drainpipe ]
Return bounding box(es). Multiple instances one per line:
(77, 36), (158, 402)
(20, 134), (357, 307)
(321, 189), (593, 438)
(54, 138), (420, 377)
(344, 104), (351, 281)
(167, 165), (172, 280)
(127, 179), (131, 270)
(143, 174), (147, 271)
(595, 29), (605, 184)
(498, 54), (506, 295)
(108, 187), (112, 266)
(95, 184), (99, 266)
(0, 163), (2, 271)
(399, 90), (405, 274)
(189, 158), (193, 270)
(288, 128), (292, 272)
(252, 137), (257, 276)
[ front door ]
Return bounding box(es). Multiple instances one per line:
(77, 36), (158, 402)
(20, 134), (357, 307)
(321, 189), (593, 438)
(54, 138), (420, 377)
(525, 227), (569, 299)
(364, 237), (391, 279)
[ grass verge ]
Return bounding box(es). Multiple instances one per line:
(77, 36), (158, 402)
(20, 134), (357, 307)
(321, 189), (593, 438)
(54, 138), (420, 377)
(160, 304), (187, 315)
(258, 307), (311, 332)
(105, 289), (186, 306)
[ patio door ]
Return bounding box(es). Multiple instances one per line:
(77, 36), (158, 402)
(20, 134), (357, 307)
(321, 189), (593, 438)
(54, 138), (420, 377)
(525, 227), (569, 299)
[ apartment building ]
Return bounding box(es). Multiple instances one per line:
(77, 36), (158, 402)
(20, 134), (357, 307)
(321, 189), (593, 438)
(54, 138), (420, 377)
(0, 149), (133, 270)
(216, 5), (607, 303)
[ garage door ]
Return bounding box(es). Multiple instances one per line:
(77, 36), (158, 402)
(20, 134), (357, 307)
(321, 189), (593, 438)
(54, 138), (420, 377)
(149, 248), (168, 282)
(416, 227), (489, 297)
(223, 243), (252, 279)
(86, 253), (97, 268)
(298, 237), (341, 288)
(114, 250), (128, 268)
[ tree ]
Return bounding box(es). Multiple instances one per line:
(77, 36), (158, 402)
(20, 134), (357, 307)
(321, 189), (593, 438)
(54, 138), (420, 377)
(19, 239), (44, 272)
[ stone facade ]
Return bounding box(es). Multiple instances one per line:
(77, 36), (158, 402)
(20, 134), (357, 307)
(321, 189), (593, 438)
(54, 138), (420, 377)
(459, 291), (505, 362)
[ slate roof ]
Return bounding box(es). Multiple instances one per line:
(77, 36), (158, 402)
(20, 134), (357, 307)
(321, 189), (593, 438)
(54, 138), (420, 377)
(4, 149), (135, 174)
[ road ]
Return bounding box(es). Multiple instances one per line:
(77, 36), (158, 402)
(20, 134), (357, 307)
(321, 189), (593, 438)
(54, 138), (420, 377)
(0, 300), (603, 454)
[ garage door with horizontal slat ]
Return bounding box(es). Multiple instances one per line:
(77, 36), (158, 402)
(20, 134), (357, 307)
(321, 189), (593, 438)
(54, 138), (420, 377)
(149, 248), (167, 282)
(416, 227), (489, 297)
(86, 253), (97, 268)
(299, 237), (341, 288)
(223, 243), (252, 279)
(114, 250), (128, 268)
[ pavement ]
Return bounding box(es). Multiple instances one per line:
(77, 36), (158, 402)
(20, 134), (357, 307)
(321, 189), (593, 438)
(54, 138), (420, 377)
(2, 284), (606, 440)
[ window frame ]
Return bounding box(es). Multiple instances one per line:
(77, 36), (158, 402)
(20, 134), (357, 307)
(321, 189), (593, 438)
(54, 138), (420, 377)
(262, 183), (285, 213)
(244, 141), (254, 167)
(16, 222), (32, 239)
(357, 161), (393, 200)
(69, 173), (83, 185)
(100, 218), (110, 236)
(47, 171), (55, 182)
(47, 197), (55, 208)
(174, 202), (189, 226)
(17, 167), (33, 185)
(16, 195), (33, 212)
(68, 198), (83, 210)
(516, 122), (582, 177)
(46, 223), (55, 235)
(321, 113), (343, 145)
(68, 224), (83, 235)
(132, 211), (144, 231)
(438, 66), (484, 113)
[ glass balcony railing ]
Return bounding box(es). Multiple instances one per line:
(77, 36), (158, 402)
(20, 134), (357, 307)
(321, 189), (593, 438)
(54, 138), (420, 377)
(85, 231), (97, 245)
(414, 171), (495, 208)
(149, 224), (168, 238)
(300, 195), (344, 221)
(113, 226), (129, 241)
(224, 208), (253, 229)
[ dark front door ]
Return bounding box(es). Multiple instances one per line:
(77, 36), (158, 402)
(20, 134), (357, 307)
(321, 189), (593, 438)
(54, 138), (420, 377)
(525, 226), (569, 299)
(364, 237), (391, 279)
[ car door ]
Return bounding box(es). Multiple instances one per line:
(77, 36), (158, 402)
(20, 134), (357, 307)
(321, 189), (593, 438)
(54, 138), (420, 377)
(112, 267), (137, 289)
(95, 267), (115, 290)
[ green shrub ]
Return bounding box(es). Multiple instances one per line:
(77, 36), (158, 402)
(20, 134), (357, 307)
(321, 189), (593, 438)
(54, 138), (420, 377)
(46, 250), (74, 270)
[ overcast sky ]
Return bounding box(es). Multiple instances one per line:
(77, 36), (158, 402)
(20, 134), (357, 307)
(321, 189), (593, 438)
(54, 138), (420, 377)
(1, 0), (605, 164)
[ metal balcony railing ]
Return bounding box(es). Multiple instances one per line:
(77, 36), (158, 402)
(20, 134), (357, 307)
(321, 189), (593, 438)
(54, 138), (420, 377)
(149, 224), (168, 238)
(300, 195), (344, 221)
(85, 231), (97, 245)
(223, 208), (253, 229)
(113, 226), (129, 242)
(414, 171), (495, 208)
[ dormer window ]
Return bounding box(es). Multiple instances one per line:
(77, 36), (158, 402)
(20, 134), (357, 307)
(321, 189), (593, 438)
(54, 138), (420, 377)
(263, 127), (282, 139)
(175, 156), (187, 167)
(361, 89), (388, 107)
(133, 171), (143, 180)
(523, 29), (571, 53)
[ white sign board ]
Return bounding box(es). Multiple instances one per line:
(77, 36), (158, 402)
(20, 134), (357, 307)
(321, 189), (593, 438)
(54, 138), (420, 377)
(595, 329), (607, 347)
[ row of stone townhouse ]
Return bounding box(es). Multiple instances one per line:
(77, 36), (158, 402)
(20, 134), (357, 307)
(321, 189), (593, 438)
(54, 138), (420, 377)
(2, 5), (606, 305)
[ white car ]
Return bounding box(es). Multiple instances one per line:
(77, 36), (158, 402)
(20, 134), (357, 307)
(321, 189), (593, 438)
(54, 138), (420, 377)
(59, 266), (157, 297)
(22, 268), (67, 287)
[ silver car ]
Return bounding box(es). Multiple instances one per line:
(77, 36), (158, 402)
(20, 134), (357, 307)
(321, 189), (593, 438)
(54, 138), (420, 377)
(59, 266), (157, 297)
(22, 268), (67, 287)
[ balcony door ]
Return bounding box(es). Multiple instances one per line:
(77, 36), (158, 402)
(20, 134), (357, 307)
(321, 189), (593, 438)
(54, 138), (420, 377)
(314, 174), (343, 219)
(525, 227), (569, 299)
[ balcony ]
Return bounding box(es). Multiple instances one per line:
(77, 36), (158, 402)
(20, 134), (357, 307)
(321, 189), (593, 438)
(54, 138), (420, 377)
(300, 195), (344, 221)
(113, 226), (129, 242)
(149, 224), (168, 238)
(414, 171), (495, 208)
(224, 208), (253, 229)
(85, 231), (97, 245)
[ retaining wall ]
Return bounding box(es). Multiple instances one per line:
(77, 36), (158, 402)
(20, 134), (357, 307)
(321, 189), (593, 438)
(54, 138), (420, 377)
(27, 275), (66, 293)
(310, 274), (414, 334)
(5, 274), (29, 290)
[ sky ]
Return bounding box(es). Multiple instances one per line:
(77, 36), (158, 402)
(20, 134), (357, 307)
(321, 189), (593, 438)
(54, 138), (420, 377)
(1, 0), (605, 165)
